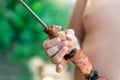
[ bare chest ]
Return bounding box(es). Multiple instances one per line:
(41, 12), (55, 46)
(82, 0), (120, 79)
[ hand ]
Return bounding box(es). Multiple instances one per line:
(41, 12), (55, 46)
(43, 29), (80, 73)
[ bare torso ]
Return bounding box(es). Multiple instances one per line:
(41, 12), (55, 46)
(82, 0), (120, 79)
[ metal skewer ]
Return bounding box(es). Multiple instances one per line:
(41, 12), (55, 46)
(19, 0), (47, 28)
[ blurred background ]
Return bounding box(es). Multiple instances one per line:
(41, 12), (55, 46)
(0, 0), (76, 80)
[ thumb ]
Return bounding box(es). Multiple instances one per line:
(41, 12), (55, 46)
(65, 29), (75, 40)
(56, 59), (70, 73)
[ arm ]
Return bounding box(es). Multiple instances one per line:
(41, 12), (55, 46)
(68, 1), (106, 80)
(67, 0), (88, 80)
(68, 0), (88, 44)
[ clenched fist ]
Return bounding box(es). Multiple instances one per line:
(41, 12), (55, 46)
(43, 29), (80, 73)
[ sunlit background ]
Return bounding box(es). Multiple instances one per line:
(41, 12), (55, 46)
(0, 0), (76, 80)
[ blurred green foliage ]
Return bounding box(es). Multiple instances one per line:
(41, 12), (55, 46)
(0, 0), (74, 79)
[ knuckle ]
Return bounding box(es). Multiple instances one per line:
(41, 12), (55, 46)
(61, 41), (68, 46)
(52, 57), (61, 64)
(58, 48), (67, 57)
(61, 46), (68, 53)
(52, 38), (61, 44)
(51, 47), (68, 64)
(57, 41), (68, 49)
(57, 43), (63, 49)
(43, 38), (61, 49)
(57, 44), (61, 50)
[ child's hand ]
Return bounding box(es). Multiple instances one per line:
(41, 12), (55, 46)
(43, 29), (80, 73)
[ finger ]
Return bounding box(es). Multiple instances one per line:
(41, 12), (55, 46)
(97, 78), (106, 80)
(56, 59), (70, 73)
(51, 46), (68, 64)
(43, 37), (61, 48)
(46, 41), (68, 57)
(66, 29), (80, 49)
(65, 29), (75, 40)
(66, 29), (75, 35)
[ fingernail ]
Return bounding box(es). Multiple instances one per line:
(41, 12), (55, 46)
(57, 64), (63, 73)
(67, 33), (72, 37)
(66, 33), (73, 40)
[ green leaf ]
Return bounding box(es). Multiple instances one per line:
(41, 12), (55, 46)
(0, 20), (14, 51)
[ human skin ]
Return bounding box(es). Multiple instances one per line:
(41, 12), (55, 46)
(82, 0), (120, 80)
(43, 0), (120, 80)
